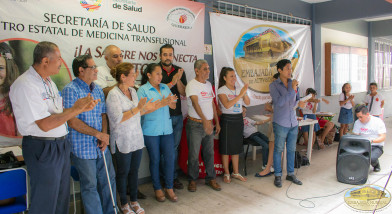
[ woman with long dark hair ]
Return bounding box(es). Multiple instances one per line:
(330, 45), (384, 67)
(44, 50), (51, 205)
(217, 67), (250, 183)
(137, 63), (178, 202)
(0, 42), (19, 136)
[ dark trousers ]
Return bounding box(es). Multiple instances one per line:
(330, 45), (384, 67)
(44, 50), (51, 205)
(115, 146), (142, 204)
(186, 119), (216, 182)
(249, 132), (270, 166)
(22, 136), (71, 214)
(371, 146), (384, 167)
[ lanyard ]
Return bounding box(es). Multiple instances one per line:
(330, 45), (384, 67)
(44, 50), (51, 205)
(40, 76), (60, 110)
(40, 76), (55, 99)
(228, 86), (237, 97)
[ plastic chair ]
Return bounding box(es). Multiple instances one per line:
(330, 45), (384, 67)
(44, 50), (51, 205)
(0, 168), (28, 214)
(243, 137), (260, 176)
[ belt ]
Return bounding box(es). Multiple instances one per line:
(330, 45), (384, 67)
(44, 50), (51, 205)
(187, 116), (212, 123)
(26, 135), (67, 141)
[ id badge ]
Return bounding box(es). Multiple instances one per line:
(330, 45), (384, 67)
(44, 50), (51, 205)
(233, 103), (241, 113)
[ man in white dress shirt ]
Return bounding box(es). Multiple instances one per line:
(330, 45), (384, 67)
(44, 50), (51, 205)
(9, 41), (98, 214)
(95, 45), (123, 97)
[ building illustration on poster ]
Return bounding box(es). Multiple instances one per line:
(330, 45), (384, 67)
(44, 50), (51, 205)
(234, 26), (300, 93)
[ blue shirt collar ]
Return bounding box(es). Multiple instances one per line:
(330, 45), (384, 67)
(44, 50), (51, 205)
(75, 77), (96, 92)
(145, 81), (165, 91)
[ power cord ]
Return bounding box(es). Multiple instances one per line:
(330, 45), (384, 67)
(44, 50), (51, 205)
(285, 167), (352, 208)
(285, 167), (392, 209)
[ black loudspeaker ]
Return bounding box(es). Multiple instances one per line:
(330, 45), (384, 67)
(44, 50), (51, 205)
(336, 135), (371, 185)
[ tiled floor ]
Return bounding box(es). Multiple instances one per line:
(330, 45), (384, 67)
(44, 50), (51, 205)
(136, 118), (392, 214)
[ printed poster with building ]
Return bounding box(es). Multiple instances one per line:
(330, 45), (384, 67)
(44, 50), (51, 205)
(0, 0), (204, 144)
(210, 13), (314, 106)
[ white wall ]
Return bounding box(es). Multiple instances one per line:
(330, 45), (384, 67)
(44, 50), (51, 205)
(319, 27), (392, 120)
(320, 27), (368, 96)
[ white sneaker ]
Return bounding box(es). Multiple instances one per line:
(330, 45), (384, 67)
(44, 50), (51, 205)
(270, 167), (274, 173)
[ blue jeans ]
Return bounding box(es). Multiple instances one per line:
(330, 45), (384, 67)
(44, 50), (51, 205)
(273, 122), (298, 177)
(71, 150), (117, 214)
(115, 146), (142, 205)
(371, 146), (383, 167)
(249, 132), (269, 166)
(144, 134), (175, 190)
(160, 115), (183, 180)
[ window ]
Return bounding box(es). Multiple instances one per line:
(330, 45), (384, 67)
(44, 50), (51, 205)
(374, 40), (392, 89)
(325, 43), (368, 95)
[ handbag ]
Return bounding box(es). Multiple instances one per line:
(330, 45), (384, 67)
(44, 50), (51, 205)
(0, 151), (23, 169)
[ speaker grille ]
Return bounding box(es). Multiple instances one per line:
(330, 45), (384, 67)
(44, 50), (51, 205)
(337, 154), (369, 185)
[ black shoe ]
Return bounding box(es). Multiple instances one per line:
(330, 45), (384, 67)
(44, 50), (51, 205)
(374, 163), (381, 172)
(274, 176), (282, 188)
(173, 178), (184, 189)
(137, 190), (147, 199)
(286, 175), (302, 185)
(255, 172), (272, 178)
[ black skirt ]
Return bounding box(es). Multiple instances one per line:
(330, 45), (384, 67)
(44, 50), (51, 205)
(219, 113), (244, 155)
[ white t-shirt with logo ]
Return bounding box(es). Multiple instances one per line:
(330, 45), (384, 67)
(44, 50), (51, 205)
(302, 101), (317, 115)
(364, 93), (384, 116)
(186, 79), (215, 120)
(243, 117), (258, 138)
(217, 85), (243, 114)
(353, 116), (386, 147)
(339, 93), (354, 109)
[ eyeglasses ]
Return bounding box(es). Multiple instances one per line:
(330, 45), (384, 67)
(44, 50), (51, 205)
(83, 65), (97, 70)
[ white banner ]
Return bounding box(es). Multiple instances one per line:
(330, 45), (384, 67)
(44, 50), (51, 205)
(210, 13), (314, 106)
(0, 0), (204, 143)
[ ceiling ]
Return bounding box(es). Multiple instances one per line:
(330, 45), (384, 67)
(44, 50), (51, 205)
(300, 0), (332, 3)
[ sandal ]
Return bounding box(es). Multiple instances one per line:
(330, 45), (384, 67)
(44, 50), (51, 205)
(223, 174), (231, 183)
(231, 173), (247, 182)
(130, 202), (145, 214)
(121, 203), (136, 214)
(317, 137), (325, 149)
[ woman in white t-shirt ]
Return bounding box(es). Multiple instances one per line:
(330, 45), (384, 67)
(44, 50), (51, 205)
(217, 67), (250, 183)
(364, 82), (384, 117)
(338, 83), (355, 138)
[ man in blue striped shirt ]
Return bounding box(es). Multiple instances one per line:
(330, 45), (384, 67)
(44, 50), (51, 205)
(269, 59), (305, 188)
(62, 55), (116, 214)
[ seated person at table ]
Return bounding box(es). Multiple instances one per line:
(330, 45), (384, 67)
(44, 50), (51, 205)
(242, 106), (271, 168)
(300, 88), (329, 149)
(317, 117), (336, 146)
